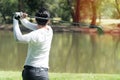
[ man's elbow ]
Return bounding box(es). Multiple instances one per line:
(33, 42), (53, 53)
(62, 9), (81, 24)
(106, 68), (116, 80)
(15, 37), (22, 42)
(15, 38), (20, 42)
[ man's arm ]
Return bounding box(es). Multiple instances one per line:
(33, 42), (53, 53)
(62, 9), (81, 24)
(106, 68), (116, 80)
(19, 13), (38, 30)
(20, 18), (37, 30)
(13, 18), (32, 43)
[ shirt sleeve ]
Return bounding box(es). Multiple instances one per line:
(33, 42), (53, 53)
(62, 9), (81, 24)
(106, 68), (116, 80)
(13, 18), (34, 43)
(20, 19), (37, 30)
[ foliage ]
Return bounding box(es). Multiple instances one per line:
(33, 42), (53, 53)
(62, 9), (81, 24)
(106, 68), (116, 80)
(0, 0), (72, 23)
(58, 0), (71, 21)
(0, 0), (120, 24)
(0, 0), (18, 23)
(100, 0), (120, 19)
(25, 0), (47, 15)
(25, 0), (71, 21)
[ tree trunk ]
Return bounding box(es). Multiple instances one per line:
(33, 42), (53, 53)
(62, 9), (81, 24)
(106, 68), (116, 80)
(89, 0), (97, 28)
(1, 13), (6, 23)
(74, 0), (81, 23)
(18, 0), (24, 11)
(67, 0), (81, 25)
(90, 0), (97, 25)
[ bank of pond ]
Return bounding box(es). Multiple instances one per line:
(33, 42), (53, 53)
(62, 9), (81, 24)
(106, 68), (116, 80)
(1, 24), (120, 34)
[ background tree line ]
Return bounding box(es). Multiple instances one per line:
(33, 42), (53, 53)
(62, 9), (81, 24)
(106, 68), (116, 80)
(0, 0), (120, 26)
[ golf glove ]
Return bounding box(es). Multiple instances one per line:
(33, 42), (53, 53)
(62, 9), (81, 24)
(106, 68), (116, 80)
(14, 12), (23, 20)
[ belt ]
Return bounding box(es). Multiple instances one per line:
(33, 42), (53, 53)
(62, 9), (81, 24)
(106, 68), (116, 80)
(24, 65), (48, 71)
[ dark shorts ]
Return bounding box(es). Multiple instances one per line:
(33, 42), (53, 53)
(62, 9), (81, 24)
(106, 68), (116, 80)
(22, 65), (49, 80)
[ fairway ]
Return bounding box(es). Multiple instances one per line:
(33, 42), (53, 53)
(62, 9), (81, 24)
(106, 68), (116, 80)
(0, 71), (120, 80)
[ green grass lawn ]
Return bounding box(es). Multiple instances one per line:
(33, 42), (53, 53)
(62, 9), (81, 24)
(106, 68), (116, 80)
(0, 71), (120, 80)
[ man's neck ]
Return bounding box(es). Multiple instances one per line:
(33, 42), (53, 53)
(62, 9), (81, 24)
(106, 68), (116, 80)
(37, 25), (46, 29)
(37, 25), (49, 30)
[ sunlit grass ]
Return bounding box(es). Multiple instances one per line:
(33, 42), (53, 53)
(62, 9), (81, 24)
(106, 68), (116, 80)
(0, 71), (120, 80)
(0, 71), (22, 80)
(50, 73), (120, 80)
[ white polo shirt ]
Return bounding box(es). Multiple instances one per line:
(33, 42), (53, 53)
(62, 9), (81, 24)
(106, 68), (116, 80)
(13, 19), (53, 68)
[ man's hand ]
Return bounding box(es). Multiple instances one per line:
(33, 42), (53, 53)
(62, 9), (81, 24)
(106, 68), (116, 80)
(21, 13), (28, 18)
(14, 12), (28, 20)
(14, 12), (23, 20)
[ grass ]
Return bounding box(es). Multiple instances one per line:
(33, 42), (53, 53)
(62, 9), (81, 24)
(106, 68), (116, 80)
(0, 71), (21, 80)
(0, 71), (120, 80)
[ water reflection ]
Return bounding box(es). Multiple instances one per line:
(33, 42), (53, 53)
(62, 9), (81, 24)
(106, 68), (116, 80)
(50, 32), (120, 73)
(0, 31), (27, 70)
(0, 31), (120, 73)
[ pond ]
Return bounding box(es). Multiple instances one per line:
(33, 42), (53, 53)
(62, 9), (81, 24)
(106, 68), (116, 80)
(0, 30), (120, 74)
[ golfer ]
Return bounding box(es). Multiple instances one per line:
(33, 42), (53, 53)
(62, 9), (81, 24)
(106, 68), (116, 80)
(13, 7), (53, 80)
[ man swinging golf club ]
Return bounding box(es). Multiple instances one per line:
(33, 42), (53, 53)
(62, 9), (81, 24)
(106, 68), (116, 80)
(13, 7), (53, 80)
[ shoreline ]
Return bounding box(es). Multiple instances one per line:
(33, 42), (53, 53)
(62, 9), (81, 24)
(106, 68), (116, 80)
(1, 24), (120, 34)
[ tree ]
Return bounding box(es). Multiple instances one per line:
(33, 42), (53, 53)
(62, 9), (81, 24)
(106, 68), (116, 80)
(90, 0), (97, 26)
(115, 0), (120, 18)
(73, 0), (81, 23)
(67, 0), (103, 26)
(0, 0), (119, 24)
(18, 0), (25, 11)
(0, 0), (18, 23)
(90, 0), (102, 27)
(25, 0), (47, 15)
(68, 0), (92, 24)
(67, 0), (81, 23)
(57, 0), (72, 21)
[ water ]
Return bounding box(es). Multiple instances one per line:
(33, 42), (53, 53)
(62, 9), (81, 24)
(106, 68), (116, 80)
(0, 30), (120, 73)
